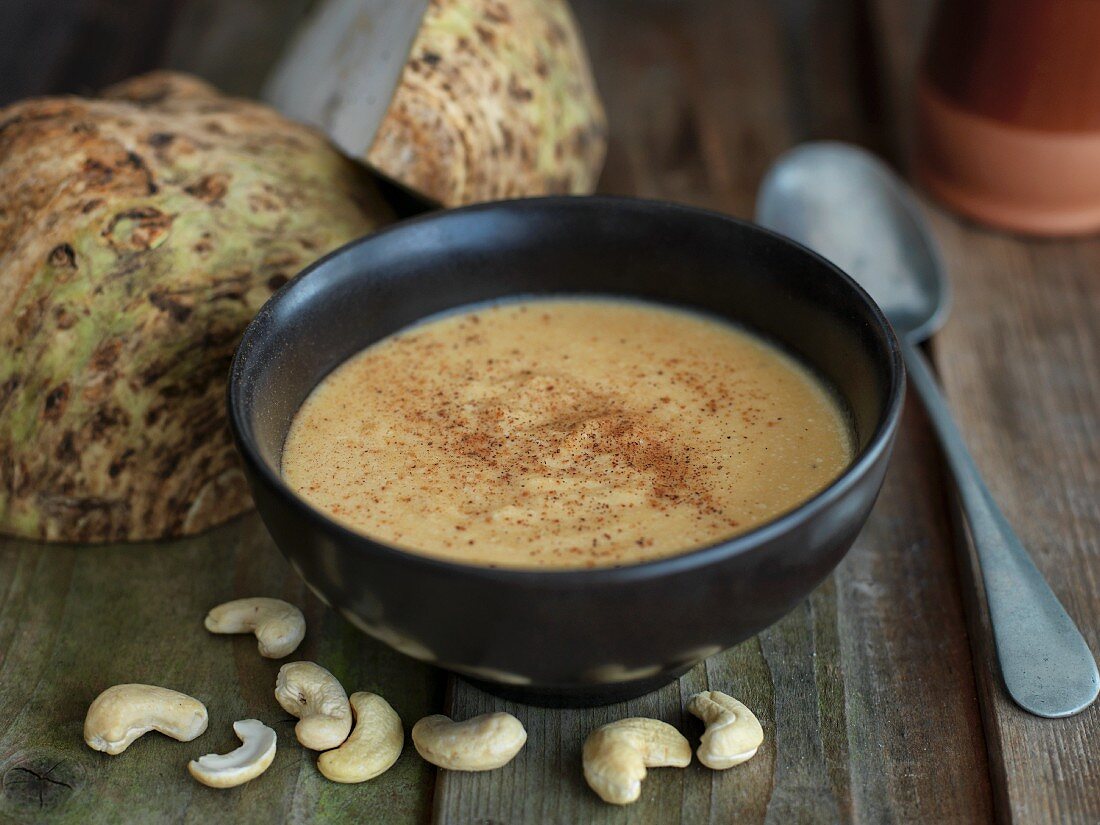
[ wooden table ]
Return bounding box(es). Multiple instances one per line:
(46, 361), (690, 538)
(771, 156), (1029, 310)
(1, 1), (1097, 822)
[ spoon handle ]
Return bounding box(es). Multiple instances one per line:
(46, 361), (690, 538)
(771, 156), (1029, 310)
(901, 338), (1099, 717)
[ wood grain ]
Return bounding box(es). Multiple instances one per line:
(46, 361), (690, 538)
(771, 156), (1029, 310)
(0, 517), (442, 825)
(936, 223), (1100, 824)
(869, 2), (1100, 821)
(434, 1), (993, 822)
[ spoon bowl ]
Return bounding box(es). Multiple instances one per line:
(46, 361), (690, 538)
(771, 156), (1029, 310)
(757, 142), (948, 341)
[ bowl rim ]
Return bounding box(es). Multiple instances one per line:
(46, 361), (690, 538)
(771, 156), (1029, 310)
(228, 195), (905, 586)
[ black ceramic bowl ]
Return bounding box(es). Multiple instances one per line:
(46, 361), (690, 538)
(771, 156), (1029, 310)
(228, 197), (904, 706)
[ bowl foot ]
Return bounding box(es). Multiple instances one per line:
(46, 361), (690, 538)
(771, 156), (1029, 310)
(458, 666), (692, 708)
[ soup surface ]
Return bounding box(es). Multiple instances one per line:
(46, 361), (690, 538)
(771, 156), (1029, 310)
(282, 298), (853, 569)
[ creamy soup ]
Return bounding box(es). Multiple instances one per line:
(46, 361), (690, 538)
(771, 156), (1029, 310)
(282, 298), (853, 569)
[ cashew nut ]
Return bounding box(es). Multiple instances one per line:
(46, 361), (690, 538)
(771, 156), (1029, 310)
(188, 719), (277, 788)
(317, 692), (403, 783)
(687, 691), (764, 769)
(84, 684), (208, 755)
(411, 713), (526, 771)
(582, 718), (691, 805)
(205, 597), (305, 658)
(275, 661), (352, 750)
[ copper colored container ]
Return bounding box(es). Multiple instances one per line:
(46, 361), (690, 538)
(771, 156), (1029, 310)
(915, 0), (1100, 236)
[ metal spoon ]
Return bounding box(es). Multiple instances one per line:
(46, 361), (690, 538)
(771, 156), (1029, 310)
(756, 141), (1099, 718)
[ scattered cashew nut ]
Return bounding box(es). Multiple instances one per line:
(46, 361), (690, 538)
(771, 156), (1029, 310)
(84, 684), (208, 755)
(188, 719), (277, 788)
(274, 661), (352, 750)
(317, 692), (404, 783)
(687, 691), (764, 769)
(411, 713), (526, 771)
(205, 597), (305, 658)
(582, 718), (691, 805)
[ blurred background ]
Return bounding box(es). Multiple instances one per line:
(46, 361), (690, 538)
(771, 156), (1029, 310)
(0, 0), (918, 219)
(7, 0), (1100, 234)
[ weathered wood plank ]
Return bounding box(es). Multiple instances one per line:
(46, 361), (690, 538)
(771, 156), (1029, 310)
(929, 219), (1100, 824)
(869, 2), (1100, 821)
(434, 1), (992, 822)
(0, 516), (441, 825)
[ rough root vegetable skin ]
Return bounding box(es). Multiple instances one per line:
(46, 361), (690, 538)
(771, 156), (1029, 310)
(0, 72), (390, 543)
(368, 0), (608, 206)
